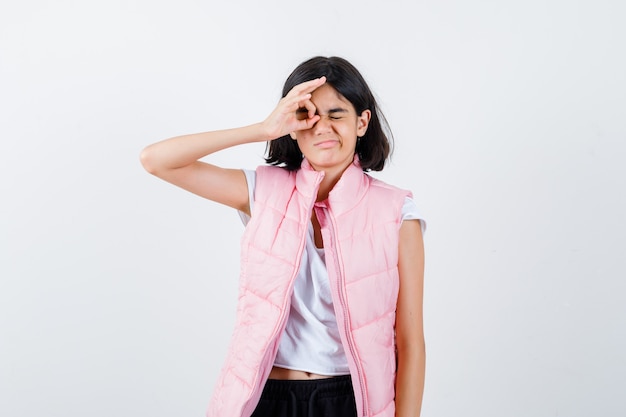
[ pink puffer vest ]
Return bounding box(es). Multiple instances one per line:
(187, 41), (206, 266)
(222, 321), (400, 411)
(207, 158), (410, 417)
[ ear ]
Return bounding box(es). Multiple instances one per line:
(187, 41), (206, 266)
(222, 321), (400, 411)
(357, 109), (371, 137)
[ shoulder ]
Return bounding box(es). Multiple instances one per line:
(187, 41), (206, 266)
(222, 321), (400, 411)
(253, 166), (297, 201)
(365, 175), (426, 232)
(366, 174), (412, 199)
(241, 166), (296, 197)
(256, 165), (294, 184)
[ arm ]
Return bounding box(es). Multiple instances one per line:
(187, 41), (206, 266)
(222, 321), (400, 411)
(140, 124), (267, 215)
(139, 77), (326, 215)
(395, 219), (426, 417)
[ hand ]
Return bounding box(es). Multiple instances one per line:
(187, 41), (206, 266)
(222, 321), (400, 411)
(261, 76), (326, 140)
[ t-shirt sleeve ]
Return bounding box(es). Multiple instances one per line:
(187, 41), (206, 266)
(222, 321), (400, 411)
(237, 169), (256, 226)
(401, 196), (426, 235)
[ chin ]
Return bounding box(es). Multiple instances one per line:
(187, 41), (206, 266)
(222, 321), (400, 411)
(307, 156), (353, 172)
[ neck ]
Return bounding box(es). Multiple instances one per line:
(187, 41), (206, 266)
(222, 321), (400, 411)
(312, 159), (354, 202)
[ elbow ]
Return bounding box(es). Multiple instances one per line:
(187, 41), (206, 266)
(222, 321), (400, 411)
(397, 338), (426, 356)
(396, 339), (426, 368)
(396, 330), (426, 358)
(139, 145), (160, 175)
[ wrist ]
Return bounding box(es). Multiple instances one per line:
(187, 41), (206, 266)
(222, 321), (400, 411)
(257, 119), (287, 142)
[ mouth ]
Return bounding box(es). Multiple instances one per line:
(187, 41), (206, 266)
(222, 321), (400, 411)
(314, 139), (339, 148)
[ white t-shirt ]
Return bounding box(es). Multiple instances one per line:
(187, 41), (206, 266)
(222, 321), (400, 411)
(238, 169), (426, 375)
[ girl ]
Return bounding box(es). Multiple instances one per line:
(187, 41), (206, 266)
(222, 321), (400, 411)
(141, 56), (425, 417)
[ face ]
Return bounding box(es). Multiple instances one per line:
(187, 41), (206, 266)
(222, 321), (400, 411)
(292, 84), (371, 174)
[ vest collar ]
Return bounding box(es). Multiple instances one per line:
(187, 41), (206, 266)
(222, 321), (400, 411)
(295, 155), (369, 216)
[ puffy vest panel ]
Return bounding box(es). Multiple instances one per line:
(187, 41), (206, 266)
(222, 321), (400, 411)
(207, 159), (410, 417)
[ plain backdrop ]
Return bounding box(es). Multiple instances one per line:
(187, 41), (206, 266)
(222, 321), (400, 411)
(1, 1), (625, 416)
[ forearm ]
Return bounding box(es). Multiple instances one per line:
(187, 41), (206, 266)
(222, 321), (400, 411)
(140, 122), (270, 174)
(395, 343), (426, 417)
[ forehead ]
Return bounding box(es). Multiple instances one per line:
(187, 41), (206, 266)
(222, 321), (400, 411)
(310, 84), (353, 112)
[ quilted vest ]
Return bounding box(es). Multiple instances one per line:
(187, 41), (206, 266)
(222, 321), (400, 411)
(206, 157), (411, 417)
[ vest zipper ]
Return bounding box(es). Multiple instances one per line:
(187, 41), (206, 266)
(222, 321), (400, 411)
(241, 171), (325, 417)
(323, 208), (368, 416)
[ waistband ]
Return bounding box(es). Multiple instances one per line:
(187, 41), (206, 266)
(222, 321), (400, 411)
(260, 375), (354, 401)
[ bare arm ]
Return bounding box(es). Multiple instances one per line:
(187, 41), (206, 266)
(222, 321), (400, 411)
(395, 219), (426, 417)
(140, 124), (269, 214)
(139, 77), (326, 214)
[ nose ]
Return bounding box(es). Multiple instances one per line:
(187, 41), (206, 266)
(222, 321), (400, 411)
(312, 114), (333, 133)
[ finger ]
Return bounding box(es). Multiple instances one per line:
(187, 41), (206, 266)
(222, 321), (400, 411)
(293, 95), (316, 119)
(296, 114), (320, 130)
(294, 93), (312, 108)
(296, 97), (316, 119)
(289, 76), (326, 96)
(305, 115), (321, 129)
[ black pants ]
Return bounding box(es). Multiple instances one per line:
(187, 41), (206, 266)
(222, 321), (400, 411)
(250, 375), (358, 417)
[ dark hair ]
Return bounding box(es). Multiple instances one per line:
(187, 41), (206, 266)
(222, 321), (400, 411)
(265, 56), (393, 171)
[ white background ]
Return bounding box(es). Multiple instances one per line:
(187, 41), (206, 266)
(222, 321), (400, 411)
(1, 1), (625, 416)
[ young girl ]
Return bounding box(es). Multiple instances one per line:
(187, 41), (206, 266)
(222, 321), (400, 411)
(141, 56), (425, 417)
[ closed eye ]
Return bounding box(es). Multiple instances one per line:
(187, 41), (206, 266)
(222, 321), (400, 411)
(326, 108), (349, 120)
